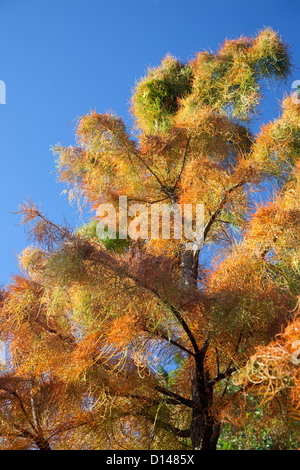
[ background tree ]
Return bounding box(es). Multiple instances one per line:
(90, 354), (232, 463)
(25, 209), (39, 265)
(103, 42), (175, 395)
(0, 28), (300, 450)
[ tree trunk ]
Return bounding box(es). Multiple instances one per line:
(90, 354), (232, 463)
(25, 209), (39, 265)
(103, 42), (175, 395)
(34, 435), (51, 450)
(181, 247), (220, 450)
(190, 359), (219, 450)
(180, 248), (198, 287)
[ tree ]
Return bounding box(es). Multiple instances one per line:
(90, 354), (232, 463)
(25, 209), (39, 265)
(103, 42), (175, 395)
(0, 28), (299, 450)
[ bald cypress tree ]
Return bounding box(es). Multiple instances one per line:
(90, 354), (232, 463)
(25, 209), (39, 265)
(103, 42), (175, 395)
(0, 28), (299, 450)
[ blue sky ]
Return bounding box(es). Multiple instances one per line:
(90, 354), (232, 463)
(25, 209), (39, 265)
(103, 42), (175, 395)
(0, 0), (299, 285)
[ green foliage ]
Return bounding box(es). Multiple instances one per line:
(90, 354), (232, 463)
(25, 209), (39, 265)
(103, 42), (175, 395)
(76, 219), (98, 239)
(131, 28), (291, 133)
(218, 415), (300, 450)
(131, 54), (193, 134)
(188, 28), (291, 121)
(77, 220), (130, 253)
(252, 27), (291, 80)
(101, 235), (130, 254)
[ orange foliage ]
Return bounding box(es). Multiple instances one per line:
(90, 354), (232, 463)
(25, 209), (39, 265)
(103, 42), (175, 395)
(0, 28), (299, 450)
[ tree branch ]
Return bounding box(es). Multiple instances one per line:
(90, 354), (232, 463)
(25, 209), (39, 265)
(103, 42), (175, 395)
(168, 304), (200, 355)
(258, 235), (278, 260)
(155, 384), (194, 409)
(132, 150), (173, 201)
(8, 389), (37, 433)
(146, 414), (191, 438)
(203, 180), (246, 242)
(126, 274), (201, 355)
(173, 135), (191, 189)
(208, 367), (236, 387)
(143, 327), (195, 357)
(208, 333), (242, 386)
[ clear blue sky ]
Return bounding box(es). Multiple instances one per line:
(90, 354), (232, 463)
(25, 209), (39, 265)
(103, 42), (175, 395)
(0, 0), (299, 285)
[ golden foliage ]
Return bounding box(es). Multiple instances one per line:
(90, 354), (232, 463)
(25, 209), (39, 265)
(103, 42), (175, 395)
(1, 29), (300, 450)
(234, 315), (300, 418)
